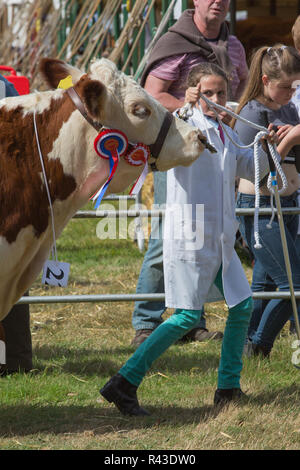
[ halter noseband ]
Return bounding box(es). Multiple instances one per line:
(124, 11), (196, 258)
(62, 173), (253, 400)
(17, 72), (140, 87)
(66, 86), (173, 171)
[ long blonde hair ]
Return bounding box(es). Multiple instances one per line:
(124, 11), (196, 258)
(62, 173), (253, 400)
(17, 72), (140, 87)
(231, 44), (300, 126)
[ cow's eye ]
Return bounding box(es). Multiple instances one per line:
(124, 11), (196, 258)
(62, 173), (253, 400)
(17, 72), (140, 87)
(131, 103), (151, 119)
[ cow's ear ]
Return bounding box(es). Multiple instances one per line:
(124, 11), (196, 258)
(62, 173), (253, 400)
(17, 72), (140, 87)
(39, 58), (83, 89)
(81, 80), (106, 118)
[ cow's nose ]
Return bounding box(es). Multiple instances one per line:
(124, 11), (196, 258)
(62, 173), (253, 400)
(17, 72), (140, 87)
(189, 129), (208, 152)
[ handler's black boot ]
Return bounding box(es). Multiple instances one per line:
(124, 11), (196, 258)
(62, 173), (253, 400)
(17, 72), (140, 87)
(100, 373), (150, 416)
(214, 388), (247, 407)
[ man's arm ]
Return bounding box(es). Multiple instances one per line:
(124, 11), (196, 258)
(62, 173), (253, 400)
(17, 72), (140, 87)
(144, 74), (184, 112)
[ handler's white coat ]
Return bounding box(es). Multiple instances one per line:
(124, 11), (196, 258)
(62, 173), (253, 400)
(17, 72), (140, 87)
(163, 108), (269, 310)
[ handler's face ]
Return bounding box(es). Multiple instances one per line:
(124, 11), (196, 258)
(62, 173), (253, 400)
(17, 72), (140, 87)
(198, 75), (228, 119)
(263, 73), (300, 107)
(193, 0), (230, 24)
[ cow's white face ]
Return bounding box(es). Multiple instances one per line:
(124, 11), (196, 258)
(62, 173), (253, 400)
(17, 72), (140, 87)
(40, 58), (205, 173)
(87, 59), (205, 171)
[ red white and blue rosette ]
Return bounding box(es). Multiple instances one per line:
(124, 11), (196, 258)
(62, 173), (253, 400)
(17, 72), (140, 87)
(94, 129), (128, 160)
(92, 129), (128, 208)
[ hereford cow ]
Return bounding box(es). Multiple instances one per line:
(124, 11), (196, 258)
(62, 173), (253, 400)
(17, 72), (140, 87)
(0, 57), (206, 321)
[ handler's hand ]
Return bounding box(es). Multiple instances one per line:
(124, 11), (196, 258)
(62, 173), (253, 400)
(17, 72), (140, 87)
(184, 85), (200, 105)
(276, 124), (293, 141)
(260, 124), (278, 152)
(219, 108), (232, 125)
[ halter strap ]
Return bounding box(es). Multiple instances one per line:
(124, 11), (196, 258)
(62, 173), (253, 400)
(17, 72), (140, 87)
(67, 87), (103, 132)
(148, 111), (174, 171)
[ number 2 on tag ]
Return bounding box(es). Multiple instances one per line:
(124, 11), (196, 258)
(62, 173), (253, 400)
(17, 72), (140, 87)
(42, 260), (70, 287)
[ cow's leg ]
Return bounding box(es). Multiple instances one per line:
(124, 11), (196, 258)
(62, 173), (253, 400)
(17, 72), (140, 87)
(0, 322), (5, 373)
(1, 292), (32, 375)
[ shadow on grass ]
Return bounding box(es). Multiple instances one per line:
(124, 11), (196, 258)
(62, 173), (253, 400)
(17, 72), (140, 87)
(32, 344), (221, 377)
(249, 383), (300, 407)
(1, 384), (300, 437)
(0, 403), (220, 437)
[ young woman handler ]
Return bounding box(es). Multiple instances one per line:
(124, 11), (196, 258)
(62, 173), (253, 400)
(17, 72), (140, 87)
(235, 45), (300, 357)
(100, 63), (277, 415)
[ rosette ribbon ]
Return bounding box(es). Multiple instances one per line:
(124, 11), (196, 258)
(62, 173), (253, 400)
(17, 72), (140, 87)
(125, 143), (150, 195)
(92, 129), (128, 209)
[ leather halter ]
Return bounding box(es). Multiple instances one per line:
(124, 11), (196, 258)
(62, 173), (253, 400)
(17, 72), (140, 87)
(148, 111), (173, 171)
(67, 87), (103, 132)
(66, 86), (173, 171)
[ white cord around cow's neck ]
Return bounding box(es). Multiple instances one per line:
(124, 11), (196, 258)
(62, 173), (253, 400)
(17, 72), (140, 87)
(179, 98), (288, 249)
(33, 111), (58, 262)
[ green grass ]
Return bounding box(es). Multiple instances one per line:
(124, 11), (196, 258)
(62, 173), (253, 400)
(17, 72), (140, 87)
(0, 213), (300, 450)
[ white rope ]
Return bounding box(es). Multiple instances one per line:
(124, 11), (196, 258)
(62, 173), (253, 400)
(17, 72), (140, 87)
(33, 111), (58, 262)
(178, 96), (288, 248)
(179, 96), (300, 344)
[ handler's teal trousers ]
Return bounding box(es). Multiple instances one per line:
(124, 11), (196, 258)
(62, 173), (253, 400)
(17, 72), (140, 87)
(119, 267), (253, 389)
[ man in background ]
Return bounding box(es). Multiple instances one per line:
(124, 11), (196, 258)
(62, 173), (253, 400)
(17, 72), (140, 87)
(131, 0), (248, 347)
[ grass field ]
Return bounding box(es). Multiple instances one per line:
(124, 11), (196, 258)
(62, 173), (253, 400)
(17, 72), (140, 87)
(0, 208), (300, 451)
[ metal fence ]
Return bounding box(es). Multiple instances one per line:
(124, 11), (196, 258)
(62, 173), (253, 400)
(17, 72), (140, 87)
(17, 206), (300, 305)
(16, 292), (300, 305)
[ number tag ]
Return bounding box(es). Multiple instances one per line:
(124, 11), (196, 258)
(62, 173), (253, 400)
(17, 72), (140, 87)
(42, 260), (70, 287)
(0, 340), (5, 364)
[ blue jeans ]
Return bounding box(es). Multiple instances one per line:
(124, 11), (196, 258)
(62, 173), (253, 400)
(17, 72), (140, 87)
(236, 192), (300, 353)
(132, 171), (206, 331)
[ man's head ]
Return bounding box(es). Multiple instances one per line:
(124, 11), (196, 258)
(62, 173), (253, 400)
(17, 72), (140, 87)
(193, 0), (230, 27)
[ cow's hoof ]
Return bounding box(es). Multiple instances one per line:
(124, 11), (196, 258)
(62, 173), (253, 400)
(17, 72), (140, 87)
(100, 373), (150, 416)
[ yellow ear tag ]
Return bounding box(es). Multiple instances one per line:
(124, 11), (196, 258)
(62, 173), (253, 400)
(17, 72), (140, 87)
(57, 75), (73, 90)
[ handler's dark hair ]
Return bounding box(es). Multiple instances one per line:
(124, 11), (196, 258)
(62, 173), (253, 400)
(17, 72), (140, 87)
(186, 62), (229, 88)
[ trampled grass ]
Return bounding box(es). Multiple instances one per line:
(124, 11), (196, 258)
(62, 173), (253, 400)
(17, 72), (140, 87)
(0, 210), (300, 450)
